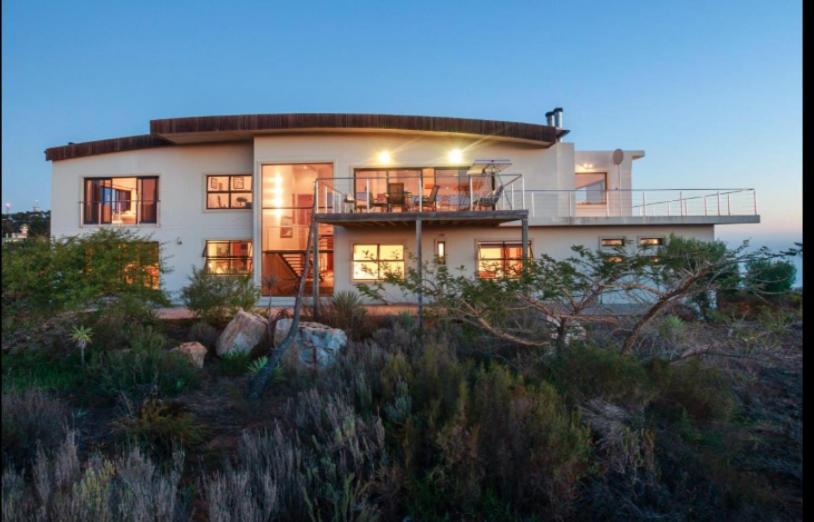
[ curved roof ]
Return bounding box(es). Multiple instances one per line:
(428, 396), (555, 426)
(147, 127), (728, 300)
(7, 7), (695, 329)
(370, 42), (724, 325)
(46, 113), (568, 161)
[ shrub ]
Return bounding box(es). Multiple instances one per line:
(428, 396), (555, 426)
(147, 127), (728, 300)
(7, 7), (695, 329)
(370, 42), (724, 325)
(188, 320), (220, 348)
(2, 431), (188, 522)
(218, 352), (254, 377)
(548, 343), (655, 409)
(1, 389), (70, 467)
(745, 258), (797, 294)
(113, 395), (203, 456)
(1, 230), (168, 337)
(648, 358), (735, 426)
(86, 324), (199, 400)
(205, 390), (385, 521)
(180, 267), (260, 327)
(90, 294), (162, 351)
(322, 290), (370, 340)
(2, 350), (84, 393)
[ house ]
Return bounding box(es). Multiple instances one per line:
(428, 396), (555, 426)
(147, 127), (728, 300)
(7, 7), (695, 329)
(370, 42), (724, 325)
(46, 112), (759, 305)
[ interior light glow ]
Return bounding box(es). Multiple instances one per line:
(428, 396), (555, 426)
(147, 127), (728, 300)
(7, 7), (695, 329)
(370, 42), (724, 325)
(447, 148), (464, 164)
(377, 150), (392, 164)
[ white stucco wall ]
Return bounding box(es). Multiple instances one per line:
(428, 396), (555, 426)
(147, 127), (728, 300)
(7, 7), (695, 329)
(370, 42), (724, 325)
(50, 143), (254, 298)
(333, 224), (714, 303)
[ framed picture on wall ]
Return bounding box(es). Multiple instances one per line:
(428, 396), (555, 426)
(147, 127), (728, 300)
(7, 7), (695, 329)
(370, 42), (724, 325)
(232, 177), (244, 190)
(280, 216), (293, 238)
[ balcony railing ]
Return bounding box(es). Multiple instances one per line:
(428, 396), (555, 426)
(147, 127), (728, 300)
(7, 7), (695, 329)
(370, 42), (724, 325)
(521, 188), (758, 219)
(314, 172), (524, 214)
(79, 200), (160, 226)
(312, 174), (757, 221)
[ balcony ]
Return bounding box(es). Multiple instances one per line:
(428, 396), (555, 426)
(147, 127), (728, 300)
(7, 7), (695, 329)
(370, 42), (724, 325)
(79, 200), (160, 226)
(313, 171), (758, 227)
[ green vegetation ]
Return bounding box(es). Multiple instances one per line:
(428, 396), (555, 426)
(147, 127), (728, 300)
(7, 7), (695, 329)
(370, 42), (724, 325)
(180, 266), (260, 327)
(1, 232), (801, 520)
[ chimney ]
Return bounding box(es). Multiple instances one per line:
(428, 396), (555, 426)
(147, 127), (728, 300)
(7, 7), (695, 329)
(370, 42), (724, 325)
(553, 107), (563, 128)
(545, 110), (555, 126)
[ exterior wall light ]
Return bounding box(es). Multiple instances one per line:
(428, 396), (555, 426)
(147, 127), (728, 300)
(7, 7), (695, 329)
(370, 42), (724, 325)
(377, 151), (392, 164)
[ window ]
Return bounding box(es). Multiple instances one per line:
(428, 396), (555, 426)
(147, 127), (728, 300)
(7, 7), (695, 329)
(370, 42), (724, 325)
(575, 172), (607, 204)
(122, 241), (160, 289)
(204, 240), (253, 274)
(206, 175), (253, 209)
(477, 241), (530, 278)
(639, 237), (664, 247)
(599, 237), (627, 263)
(600, 238), (625, 248)
(435, 240), (446, 264)
(352, 244), (404, 280)
(638, 237), (664, 261)
(83, 177), (158, 225)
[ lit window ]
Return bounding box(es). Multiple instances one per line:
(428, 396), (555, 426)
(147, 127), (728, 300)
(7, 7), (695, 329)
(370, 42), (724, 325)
(352, 244), (404, 280)
(207, 175), (253, 209)
(121, 241), (160, 288)
(639, 237), (664, 247)
(477, 241), (530, 279)
(600, 238), (625, 247)
(204, 240), (253, 274)
(436, 240), (446, 264)
(83, 177), (158, 225)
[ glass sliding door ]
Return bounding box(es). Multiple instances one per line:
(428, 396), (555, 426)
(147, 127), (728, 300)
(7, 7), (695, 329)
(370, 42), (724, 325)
(261, 164), (334, 297)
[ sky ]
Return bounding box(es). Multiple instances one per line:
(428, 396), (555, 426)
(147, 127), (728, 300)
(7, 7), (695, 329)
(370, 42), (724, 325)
(2, 0), (801, 259)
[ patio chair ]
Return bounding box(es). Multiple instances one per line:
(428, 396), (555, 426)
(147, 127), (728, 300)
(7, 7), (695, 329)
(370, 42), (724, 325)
(475, 184), (505, 210)
(387, 183), (406, 211)
(411, 185), (440, 211)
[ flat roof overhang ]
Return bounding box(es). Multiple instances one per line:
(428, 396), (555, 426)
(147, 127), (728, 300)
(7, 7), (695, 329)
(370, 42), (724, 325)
(46, 113), (568, 161)
(314, 209), (529, 228)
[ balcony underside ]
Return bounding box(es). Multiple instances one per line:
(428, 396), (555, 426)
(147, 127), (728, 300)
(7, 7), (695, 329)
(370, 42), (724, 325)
(314, 209), (528, 228)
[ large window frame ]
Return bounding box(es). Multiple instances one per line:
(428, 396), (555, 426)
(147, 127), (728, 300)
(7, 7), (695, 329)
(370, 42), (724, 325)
(352, 244), (405, 281)
(476, 241), (532, 279)
(206, 175), (253, 210)
(203, 240), (254, 275)
(575, 172), (608, 205)
(82, 176), (158, 225)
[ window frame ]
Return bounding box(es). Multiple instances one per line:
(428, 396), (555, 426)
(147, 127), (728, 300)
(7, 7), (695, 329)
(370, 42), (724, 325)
(82, 176), (159, 225)
(476, 240), (532, 279)
(205, 174), (253, 210)
(575, 171), (608, 205)
(203, 239), (254, 275)
(351, 243), (405, 281)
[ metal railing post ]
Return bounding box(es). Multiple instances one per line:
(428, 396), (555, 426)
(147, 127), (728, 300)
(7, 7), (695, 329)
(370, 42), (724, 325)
(716, 191), (721, 216)
(569, 191), (574, 217)
(469, 177), (474, 211)
(704, 195), (708, 216)
(521, 176), (526, 212)
(727, 193), (732, 216)
(642, 193), (646, 217)
(366, 180), (370, 212)
(605, 191), (610, 217)
(753, 190), (757, 215)
(418, 171), (423, 212)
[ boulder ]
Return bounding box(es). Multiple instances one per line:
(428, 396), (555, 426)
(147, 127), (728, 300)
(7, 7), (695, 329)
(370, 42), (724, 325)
(274, 319), (347, 369)
(171, 341), (208, 369)
(216, 311), (268, 356)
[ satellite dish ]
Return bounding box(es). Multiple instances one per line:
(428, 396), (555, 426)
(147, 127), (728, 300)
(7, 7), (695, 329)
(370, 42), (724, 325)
(612, 149), (624, 165)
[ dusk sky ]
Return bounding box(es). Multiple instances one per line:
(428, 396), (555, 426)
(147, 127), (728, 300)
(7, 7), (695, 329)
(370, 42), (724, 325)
(2, 1), (801, 254)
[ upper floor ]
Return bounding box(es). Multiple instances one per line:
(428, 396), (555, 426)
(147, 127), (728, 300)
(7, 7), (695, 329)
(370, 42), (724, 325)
(46, 112), (759, 233)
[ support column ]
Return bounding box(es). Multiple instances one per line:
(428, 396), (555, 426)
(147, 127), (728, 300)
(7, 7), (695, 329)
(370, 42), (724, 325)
(416, 218), (423, 332)
(312, 220), (320, 321)
(521, 217), (529, 272)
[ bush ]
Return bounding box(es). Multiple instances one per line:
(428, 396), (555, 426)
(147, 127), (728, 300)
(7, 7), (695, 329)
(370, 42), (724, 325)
(86, 324), (199, 400)
(2, 431), (188, 522)
(218, 352), (254, 377)
(2, 230), (168, 336)
(180, 267), (260, 327)
(548, 343), (655, 409)
(745, 258), (797, 294)
(205, 390), (385, 521)
(188, 320), (220, 348)
(2, 389), (71, 467)
(113, 395), (203, 457)
(322, 290), (370, 340)
(2, 350), (84, 393)
(90, 294), (162, 351)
